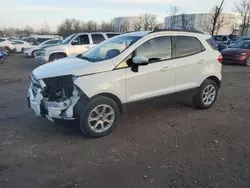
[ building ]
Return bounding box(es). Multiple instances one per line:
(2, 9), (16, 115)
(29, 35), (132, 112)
(114, 16), (139, 32)
(164, 13), (240, 35)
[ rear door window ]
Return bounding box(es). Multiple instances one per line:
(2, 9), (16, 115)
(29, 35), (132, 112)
(91, 34), (105, 44)
(175, 36), (205, 57)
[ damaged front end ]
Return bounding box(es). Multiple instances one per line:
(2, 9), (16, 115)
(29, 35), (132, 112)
(28, 74), (82, 122)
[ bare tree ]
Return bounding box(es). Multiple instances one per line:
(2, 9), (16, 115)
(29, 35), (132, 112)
(133, 15), (143, 31)
(210, 0), (225, 35)
(167, 6), (180, 28)
(120, 20), (129, 33)
(38, 22), (51, 35)
(180, 13), (195, 29)
(99, 20), (114, 31)
(134, 13), (157, 31)
(235, 0), (250, 35)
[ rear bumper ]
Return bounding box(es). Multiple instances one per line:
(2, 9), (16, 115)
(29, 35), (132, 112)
(222, 56), (247, 65)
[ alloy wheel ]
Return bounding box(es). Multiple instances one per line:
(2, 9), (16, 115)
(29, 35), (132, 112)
(88, 104), (115, 133)
(202, 84), (216, 106)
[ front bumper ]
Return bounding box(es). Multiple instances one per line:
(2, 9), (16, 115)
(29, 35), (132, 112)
(35, 55), (49, 65)
(27, 84), (80, 121)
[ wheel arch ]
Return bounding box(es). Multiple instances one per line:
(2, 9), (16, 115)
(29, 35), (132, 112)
(91, 93), (123, 114)
(49, 52), (67, 60)
(205, 76), (221, 88)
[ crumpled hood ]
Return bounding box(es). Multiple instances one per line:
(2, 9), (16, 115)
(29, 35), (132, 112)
(32, 57), (115, 79)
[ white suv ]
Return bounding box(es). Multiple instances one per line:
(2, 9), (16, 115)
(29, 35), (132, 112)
(27, 30), (222, 138)
(36, 32), (120, 64)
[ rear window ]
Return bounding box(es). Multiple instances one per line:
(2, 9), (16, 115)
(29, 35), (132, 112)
(206, 38), (218, 50)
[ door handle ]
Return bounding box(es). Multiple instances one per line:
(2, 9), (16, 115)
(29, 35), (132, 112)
(161, 67), (170, 72)
(198, 59), (205, 64)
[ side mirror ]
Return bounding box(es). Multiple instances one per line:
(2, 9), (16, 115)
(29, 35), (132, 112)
(71, 40), (79, 45)
(132, 56), (149, 66)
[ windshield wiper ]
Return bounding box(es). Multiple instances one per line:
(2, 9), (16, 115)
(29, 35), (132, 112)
(79, 56), (95, 62)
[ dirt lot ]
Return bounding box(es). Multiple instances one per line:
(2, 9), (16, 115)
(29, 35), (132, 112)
(0, 55), (250, 188)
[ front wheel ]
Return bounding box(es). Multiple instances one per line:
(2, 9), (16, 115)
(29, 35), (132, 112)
(245, 56), (250, 66)
(31, 50), (37, 58)
(4, 47), (10, 54)
(80, 96), (120, 138)
(193, 79), (219, 109)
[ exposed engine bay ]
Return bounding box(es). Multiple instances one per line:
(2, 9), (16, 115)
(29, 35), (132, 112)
(28, 74), (81, 121)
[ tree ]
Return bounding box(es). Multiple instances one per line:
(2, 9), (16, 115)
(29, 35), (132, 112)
(140, 13), (157, 31)
(235, 0), (250, 35)
(99, 20), (114, 31)
(167, 6), (180, 28)
(86, 20), (98, 31)
(120, 20), (129, 33)
(180, 13), (195, 29)
(210, 0), (225, 35)
(38, 22), (51, 35)
(133, 15), (143, 31)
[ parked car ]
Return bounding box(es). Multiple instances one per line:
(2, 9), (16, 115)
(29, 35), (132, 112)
(228, 36), (250, 47)
(0, 37), (16, 54)
(213, 34), (238, 51)
(0, 47), (8, 60)
(221, 40), (250, 66)
(23, 39), (62, 57)
(36, 32), (120, 64)
(13, 40), (32, 53)
(28, 30), (222, 138)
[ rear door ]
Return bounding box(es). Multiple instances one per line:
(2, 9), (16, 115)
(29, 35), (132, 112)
(173, 36), (207, 92)
(69, 34), (91, 55)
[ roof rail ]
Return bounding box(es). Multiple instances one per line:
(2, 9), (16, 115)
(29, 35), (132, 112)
(150, 28), (204, 34)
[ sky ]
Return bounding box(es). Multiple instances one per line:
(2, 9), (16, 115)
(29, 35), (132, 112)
(0, 0), (237, 31)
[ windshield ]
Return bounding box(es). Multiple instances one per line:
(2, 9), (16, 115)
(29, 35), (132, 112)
(78, 35), (142, 62)
(231, 41), (250, 49)
(213, 35), (223, 41)
(61, 34), (76, 44)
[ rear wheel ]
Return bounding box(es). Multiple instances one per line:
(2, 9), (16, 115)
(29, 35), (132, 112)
(4, 47), (10, 54)
(80, 96), (120, 138)
(193, 79), (218, 109)
(49, 54), (66, 62)
(21, 48), (24, 53)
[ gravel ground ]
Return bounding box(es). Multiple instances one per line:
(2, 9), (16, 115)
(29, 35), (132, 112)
(1, 55), (250, 188)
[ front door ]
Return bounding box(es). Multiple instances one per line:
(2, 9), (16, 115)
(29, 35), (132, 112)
(125, 36), (176, 102)
(70, 34), (91, 56)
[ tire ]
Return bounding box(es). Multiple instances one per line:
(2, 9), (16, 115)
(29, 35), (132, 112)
(193, 79), (219, 109)
(80, 96), (120, 138)
(21, 48), (24, 53)
(31, 50), (37, 58)
(49, 54), (66, 62)
(245, 56), (250, 66)
(4, 47), (10, 54)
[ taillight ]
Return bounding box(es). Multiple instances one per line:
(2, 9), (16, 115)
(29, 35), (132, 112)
(218, 55), (223, 64)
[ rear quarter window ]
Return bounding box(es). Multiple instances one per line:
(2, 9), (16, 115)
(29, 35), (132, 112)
(206, 38), (218, 51)
(175, 36), (205, 58)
